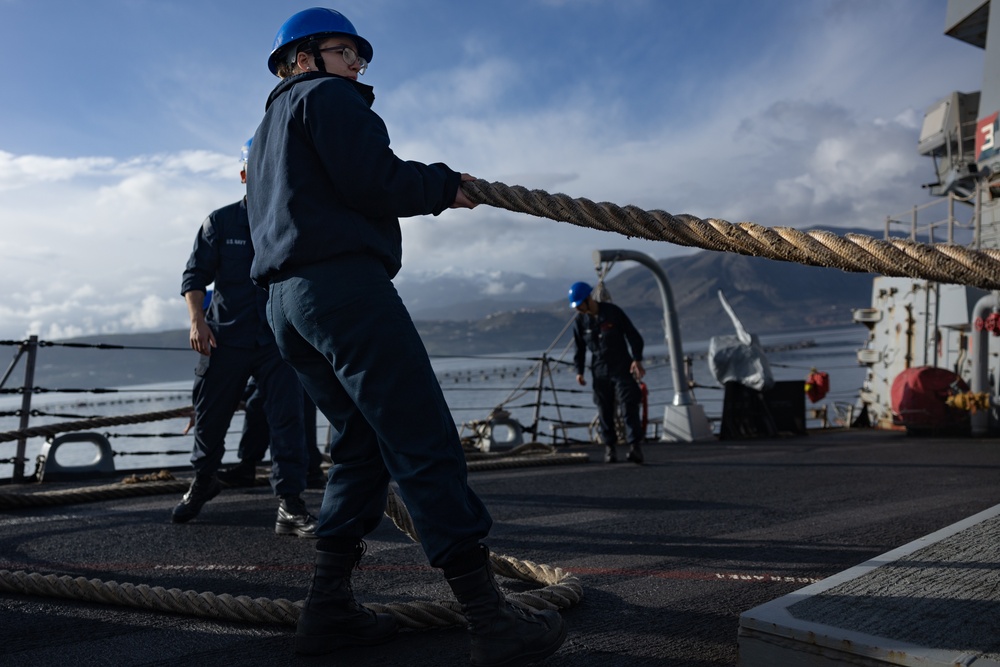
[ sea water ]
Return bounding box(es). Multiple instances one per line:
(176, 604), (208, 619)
(0, 325), (868, 482)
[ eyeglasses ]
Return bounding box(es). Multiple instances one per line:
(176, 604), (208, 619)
(318, 46), (368, 75)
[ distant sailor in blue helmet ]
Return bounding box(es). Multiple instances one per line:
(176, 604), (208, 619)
(176, 137), (317, 538)
(246, 7), (566, 664)
(569, 281), (647, 464)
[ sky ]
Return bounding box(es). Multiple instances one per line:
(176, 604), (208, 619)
(0, 0), (986, 341)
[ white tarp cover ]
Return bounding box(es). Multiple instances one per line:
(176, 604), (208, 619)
(708, 291), (774, 392)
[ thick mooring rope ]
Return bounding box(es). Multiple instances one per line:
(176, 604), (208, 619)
(0, 479), (190, 510)
(0, 569), (302, 625)
(0, 406), (193, 444)
(0, 488), (582, 628)
(462, 180), (1000, 290)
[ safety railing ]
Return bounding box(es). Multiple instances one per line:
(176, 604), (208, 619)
(883, 190), (977, 246)
(1, 327), (861, 484)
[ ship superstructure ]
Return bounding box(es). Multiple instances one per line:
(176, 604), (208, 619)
(857, 0), (1000, 431)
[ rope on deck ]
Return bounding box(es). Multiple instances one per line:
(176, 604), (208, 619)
(462, 179), (1000, 291)
(0, 488), (582, 629)
(0, 478), (190, 509)
(0, 569), (303, 625)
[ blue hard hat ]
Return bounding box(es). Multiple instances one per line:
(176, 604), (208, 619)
(240, 138), (251, 165)
(568, 282), (592, 309)
(202, 289), (213, 311)
(268, 7), (374, 76)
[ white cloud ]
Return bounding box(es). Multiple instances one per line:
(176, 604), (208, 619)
(0, 151), (118, 191)
(385, 58), (520, 118)
(483, 280), (527, 296)
(121, 295), (177, 331)
(0, 150), (243, 340)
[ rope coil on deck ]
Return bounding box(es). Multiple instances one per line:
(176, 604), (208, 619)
(0, 488), (582, 629)
(0, 569), (302, 625)
(461, 179), (1000, 291)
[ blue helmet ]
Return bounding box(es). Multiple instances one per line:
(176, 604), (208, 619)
(202, 289), (213, 311)
(267, 7), (374, 76)
(568, 282), (592, 309)
(240, 138), (251, 165)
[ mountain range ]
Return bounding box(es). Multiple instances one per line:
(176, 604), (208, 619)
(10, 241), (876, 389)
(407, 249), (874, 355)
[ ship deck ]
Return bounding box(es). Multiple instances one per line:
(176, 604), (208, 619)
(2, 428), (999, 667)
(739, 502), (1000, 666)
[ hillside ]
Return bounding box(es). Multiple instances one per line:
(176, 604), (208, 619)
(413, 251), (874, 355)
(9, 249), (875, 388)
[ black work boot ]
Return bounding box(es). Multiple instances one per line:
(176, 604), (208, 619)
(295, 541), (398, 655)
(603, 444), (618, 463)
(275, 495), (319, 538)
(626, 443), (644, 464)
(446, 546), (566, 667)
(171, 474), (221, 523)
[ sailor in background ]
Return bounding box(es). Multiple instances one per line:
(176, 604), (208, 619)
(570, 281), (647, 464)
(175, 138), (317, 538)
(246, 8), (566, 664)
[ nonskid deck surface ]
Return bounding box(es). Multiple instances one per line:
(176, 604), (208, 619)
(740, 503), (1000, 666)
(1, 430), (999, 667)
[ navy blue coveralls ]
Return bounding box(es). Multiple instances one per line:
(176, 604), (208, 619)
(181, 198), (308, 496)
(238, 378), (322, 471)
(246, 72), (491, 568)
(573, 301), (646, 448)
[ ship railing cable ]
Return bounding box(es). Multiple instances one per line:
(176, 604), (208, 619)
(39, 340), (190, 352)
(0, 337), (218, 481)
(0, 387), (189, 395)
(441, 287), (717, 446)
(1, 336), (592, 475)
(0, 345), (572, 468)
(501, 308), (599, 439)
(28, 409), (112, 419)
(440, 336), (834, 447)
(436, 360), (578, 385)
(461, 179), (1000, 290)
(440, 385), (583, 392)
(102, 432), (193, 439)
(770, 362), (865, 371)
(0, 339), (191, 352)
(452, 318), (584, 445)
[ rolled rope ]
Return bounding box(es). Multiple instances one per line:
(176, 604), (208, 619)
(0, 487), (583, 629)
(382, 487), (583, 618)
(0, 570), (300, 625)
